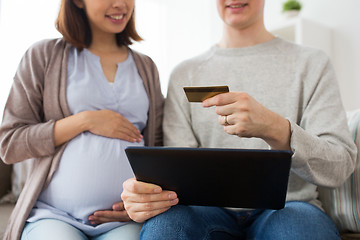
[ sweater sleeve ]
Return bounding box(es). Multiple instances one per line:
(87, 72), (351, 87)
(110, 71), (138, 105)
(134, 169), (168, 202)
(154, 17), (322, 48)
(163, 62), (200, 147)
(0, 41), (56, 164)
(288, 53), (357, 188)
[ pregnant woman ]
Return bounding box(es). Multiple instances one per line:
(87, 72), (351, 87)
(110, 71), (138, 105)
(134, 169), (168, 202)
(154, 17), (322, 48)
(0, 0), (163, 239)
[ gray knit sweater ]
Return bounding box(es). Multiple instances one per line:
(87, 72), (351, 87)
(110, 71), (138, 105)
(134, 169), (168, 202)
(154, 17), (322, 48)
(163, 37), (357, 208)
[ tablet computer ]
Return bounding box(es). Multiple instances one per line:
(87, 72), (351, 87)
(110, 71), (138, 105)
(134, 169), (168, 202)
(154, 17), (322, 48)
(125, 147), (292, 210)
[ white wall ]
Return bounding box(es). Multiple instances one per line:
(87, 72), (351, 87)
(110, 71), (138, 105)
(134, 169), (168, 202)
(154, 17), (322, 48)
(134, 0), (360, 111)
(264, 0), (360, 111)
(133, 0), (223, 95)
(0, 0), (61, 120)
(0, 0), (359, 120)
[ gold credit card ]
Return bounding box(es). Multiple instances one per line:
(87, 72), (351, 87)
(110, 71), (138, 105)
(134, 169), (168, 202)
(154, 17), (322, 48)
(183, 86), (229, 102)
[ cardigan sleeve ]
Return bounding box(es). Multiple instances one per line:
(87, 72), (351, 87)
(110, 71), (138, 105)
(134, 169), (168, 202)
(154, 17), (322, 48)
(150, 60), (164, 147)
(0, 40), (57, 164)
(131, 49), (164, 147)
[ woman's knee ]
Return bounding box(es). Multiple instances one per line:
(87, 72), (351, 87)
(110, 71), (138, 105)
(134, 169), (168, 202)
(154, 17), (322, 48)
(21, 219), (87, 240)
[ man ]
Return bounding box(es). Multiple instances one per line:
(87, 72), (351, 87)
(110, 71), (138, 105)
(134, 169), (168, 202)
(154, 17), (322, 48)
(121, 0), (357, 239)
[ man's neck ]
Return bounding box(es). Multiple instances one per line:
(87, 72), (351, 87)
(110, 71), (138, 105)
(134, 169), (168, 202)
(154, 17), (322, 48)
(218, 21), (274, 49)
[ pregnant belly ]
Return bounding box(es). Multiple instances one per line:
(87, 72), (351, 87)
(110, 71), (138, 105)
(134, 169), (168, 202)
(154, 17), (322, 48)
(38, 132), (143, 223)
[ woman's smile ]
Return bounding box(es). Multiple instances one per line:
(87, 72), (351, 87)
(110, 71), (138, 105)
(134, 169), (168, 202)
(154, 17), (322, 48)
(106, 13), (126, 24)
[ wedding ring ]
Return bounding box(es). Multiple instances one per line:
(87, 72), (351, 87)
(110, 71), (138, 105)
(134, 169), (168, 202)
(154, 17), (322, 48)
(224, 115), (229, 125)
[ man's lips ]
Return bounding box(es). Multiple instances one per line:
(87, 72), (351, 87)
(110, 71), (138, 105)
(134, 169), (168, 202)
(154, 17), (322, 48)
(227, 3), (248, 8)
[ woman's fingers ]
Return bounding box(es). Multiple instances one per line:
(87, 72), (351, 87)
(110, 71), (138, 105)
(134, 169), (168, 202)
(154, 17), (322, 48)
(89, 210), (131, 224)
(87, 110), (143, 142)
(116, 124), (142, 142)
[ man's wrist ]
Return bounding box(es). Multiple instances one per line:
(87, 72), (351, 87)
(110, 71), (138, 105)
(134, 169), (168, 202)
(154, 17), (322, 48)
(265, 115), (291, 150)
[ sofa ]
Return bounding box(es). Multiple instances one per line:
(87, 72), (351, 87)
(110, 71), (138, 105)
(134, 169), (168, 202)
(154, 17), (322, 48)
(1, 110), (360, 239)
(0, 161), (12, 239)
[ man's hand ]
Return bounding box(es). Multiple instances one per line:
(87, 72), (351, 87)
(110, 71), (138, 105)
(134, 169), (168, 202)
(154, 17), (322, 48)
(202, 92), (291, 150)
(121, 178), (179, 223)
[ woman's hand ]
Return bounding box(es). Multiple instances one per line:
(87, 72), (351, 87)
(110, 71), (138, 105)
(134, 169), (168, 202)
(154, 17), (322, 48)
(85, 110), (142, 143)
(88, 202), (131, 225)
(121, 178), (179, 223)
(202, 92), (291, 150)
(54, 109), (142, 146)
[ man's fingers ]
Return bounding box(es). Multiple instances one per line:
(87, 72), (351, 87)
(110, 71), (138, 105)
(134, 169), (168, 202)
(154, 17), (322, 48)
(202, 92), (237, 107)
(122, 178), (179, 222)
(129, 207), (172, 223)
(124, 198), (178, 213)
(123, 178), (163, 195)
(122, 190), (178, 205)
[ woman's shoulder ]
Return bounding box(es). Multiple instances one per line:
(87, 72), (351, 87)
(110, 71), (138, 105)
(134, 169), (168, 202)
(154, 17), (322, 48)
(129, 48), (158, 68)
(16, 38), (70, 83)
(26, 38), (68, 55)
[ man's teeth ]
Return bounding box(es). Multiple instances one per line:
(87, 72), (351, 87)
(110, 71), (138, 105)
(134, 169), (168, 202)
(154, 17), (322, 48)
(230, 4), (247, 8)
(109, 15), (124, 20)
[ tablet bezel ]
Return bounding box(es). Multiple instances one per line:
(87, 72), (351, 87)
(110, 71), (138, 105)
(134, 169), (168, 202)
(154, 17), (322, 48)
(125, 147), (292, 210)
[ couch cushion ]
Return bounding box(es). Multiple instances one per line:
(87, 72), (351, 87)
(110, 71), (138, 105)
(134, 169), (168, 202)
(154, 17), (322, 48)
(0, 203), (14, 239)
(319, 109), (360, 233)
(0, 161), (11, 199)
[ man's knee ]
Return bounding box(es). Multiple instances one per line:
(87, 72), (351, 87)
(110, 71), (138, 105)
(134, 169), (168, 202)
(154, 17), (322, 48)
(252, 201), (340, 240)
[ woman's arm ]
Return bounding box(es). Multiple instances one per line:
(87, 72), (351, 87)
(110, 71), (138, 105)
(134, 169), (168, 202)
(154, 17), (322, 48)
(0, 41), (58, 164)
(54, 110), (143, 147)
(0, 40), (143, 164)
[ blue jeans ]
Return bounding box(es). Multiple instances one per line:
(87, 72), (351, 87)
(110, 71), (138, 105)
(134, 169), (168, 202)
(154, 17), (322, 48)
(141, 201), (340, 240)
(21, 219), (142, 240)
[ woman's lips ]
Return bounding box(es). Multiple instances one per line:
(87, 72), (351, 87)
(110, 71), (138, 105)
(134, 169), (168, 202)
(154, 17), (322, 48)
(106, 14), (126, 24)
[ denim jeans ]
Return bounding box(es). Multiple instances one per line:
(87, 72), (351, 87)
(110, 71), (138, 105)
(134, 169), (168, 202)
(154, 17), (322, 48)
(21, 219), (142, 240)
(141, 201), (340, 240)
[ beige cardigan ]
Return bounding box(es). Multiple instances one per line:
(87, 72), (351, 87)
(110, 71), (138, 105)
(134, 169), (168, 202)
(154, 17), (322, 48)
(0, 38), (164, 240)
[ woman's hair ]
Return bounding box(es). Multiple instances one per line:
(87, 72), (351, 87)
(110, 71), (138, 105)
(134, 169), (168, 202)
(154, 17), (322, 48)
(55, 0), (142, 50)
